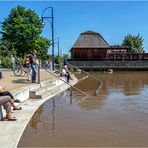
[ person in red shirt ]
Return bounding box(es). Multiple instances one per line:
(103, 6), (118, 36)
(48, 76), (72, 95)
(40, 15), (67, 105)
(24, 54), (31, 81)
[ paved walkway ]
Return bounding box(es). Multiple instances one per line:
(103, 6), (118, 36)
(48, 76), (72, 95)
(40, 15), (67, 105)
(0, 69), (55, 92)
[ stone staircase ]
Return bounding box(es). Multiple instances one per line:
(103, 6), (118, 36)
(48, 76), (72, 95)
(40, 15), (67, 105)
(29, 78), (65, 99)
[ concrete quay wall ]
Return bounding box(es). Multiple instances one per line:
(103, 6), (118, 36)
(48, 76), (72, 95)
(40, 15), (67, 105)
(69, 60), (148, 70)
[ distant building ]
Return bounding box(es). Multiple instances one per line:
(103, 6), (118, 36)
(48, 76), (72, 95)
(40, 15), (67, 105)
(70, 31), (148, 61)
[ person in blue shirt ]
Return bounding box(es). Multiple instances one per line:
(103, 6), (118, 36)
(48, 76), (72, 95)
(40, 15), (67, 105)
(63, 58), (67, 65)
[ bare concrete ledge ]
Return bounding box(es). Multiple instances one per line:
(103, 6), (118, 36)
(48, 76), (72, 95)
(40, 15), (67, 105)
(0, 76), (78, 148)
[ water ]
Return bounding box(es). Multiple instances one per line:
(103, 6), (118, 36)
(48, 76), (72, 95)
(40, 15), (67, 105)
(18, 71), (148, 147)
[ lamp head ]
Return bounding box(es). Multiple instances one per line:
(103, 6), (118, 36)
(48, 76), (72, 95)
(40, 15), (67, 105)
(40, 18), (45, 26)
(41, 21), (45, 25)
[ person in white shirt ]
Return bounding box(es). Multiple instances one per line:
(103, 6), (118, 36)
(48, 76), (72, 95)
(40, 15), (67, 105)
(61, 66), (70, 83)
(10, 55), (15, 71)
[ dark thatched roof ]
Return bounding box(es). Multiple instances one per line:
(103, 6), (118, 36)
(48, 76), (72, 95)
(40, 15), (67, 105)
(72, 31), (110, 48)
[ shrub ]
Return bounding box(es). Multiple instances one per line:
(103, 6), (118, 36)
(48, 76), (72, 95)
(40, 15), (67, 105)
(1, 56), (11, 68)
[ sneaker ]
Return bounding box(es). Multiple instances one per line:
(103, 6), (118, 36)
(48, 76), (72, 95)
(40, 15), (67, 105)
(13, 107), (22, 110)
(14, 99), (20, 103)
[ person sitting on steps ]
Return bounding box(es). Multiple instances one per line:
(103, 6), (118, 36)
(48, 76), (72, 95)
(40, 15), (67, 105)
(0, 95), (22, 121)
(61, 66), (70, 83)
(63, 64), (73, 80)
(0, 86), (21, 104)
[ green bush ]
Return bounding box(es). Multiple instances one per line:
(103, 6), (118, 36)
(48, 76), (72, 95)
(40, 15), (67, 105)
(1, 56), (11, 68)
(0, 56), (25, 68)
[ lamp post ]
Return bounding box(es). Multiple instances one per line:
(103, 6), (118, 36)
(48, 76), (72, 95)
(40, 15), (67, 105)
(55, 37), (60, 57)
(41, 7), (55, 70)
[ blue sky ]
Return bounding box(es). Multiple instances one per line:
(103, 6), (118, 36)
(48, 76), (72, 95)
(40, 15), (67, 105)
(1, 1), (148, 55)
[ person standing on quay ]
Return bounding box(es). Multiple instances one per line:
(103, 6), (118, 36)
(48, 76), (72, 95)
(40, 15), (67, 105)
(10, 55), (15, 71)
(63, 58), (67, 66)
(24, 54), (31, 81)
(29, 50), (37, 83)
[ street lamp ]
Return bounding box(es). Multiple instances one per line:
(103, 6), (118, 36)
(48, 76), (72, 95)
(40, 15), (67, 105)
(41, 7), (55, 70)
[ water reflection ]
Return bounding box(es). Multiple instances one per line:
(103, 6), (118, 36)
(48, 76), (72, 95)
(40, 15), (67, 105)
(29, 105), (44, 130)
(18, 71), (148, 147)
(40, 92), (73, 135)
(74, 71), (148, 110)
(96, 71), (148, 96)
(51, 98), (55, 136)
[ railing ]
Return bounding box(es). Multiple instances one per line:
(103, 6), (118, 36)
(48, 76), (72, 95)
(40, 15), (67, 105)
(43, 66), (89, 97)
(71, 53), (148, 61)
(67, 63), (102, 96)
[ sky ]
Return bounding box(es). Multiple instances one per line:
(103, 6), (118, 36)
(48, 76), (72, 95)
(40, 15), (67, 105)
(1, 1), (148, 55)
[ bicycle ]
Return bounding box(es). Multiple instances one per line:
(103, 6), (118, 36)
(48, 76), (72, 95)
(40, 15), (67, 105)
(13, 59), (30, 76)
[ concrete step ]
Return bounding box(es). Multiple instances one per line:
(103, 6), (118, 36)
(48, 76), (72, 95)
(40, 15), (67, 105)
(29, 83), (56, 99)
(40, 79), (57, 87)
(31, 84), (56, 94)
(35, 85), (62, 99)
(29, 76), (66, 99)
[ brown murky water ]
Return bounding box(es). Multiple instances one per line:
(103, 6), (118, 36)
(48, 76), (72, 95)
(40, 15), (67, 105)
(18, 71), (148, 147)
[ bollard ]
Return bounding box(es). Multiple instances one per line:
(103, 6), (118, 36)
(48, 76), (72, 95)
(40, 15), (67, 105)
(0, 105), (3, 121)
(38, 61), (40, 84)
(70, 86), (72, 96)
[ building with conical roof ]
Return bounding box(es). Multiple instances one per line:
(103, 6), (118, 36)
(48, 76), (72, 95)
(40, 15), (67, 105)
(69, 31), (148, 70)
(72, 31), (109, 48)
(70, 31), (130, 61)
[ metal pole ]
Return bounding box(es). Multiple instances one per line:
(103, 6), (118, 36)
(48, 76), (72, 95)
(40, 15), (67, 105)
(38, 60), (40, 84)
(58, 38), (59, 57)
(61, 48), (62, 57)
(51, 7), (55, 71)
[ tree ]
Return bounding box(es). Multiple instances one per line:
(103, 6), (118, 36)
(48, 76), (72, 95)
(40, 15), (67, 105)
(33, 36), (51, 60)
(122, 34), (144, 53)
(1, 5), (50, 58)
(62, 53), (70, 59)
(0, 39), (15, 56)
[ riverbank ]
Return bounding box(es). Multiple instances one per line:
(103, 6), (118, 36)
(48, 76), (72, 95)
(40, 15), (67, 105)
(0, 69), (78, 148)
(69, 60), (148, 70)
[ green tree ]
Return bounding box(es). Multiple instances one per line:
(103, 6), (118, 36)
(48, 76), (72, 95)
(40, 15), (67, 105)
(122, 34), (144, 53)
(34, 36), (51, 60)
(0, 39), (17, 56)
(62, 53), (70, 59)
(1, 5), (50, 58)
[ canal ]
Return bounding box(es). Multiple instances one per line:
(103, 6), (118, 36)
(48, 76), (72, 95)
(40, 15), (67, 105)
(18, 71), (148, 147)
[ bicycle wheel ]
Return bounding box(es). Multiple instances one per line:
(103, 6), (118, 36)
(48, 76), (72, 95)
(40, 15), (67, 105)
(13, 67), (23, 76)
